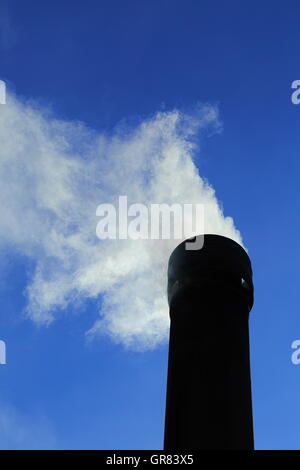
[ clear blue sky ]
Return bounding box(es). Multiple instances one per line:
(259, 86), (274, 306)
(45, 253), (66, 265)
(1, 0), (300, 450)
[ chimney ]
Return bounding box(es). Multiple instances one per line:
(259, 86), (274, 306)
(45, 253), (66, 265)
(164, 234), (254, 450)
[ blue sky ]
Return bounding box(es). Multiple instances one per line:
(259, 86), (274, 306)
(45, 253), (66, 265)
(1, 0), (300, 450)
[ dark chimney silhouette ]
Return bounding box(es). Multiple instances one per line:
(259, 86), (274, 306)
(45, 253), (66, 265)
(164, 234), (254, 450)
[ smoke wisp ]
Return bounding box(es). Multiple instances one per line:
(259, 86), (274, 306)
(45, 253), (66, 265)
(0, 93), (242, 349)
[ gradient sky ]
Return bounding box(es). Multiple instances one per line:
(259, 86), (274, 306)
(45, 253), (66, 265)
(1, 0), (300, 450)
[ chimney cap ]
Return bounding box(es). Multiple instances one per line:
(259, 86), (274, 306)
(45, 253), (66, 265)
(167, 234), (254, 310)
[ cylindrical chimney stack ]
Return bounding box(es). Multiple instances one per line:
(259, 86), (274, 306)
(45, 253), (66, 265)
(164, 234), (254, 450)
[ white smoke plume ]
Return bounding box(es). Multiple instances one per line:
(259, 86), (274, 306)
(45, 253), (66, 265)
(0, 92), (243, 350)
